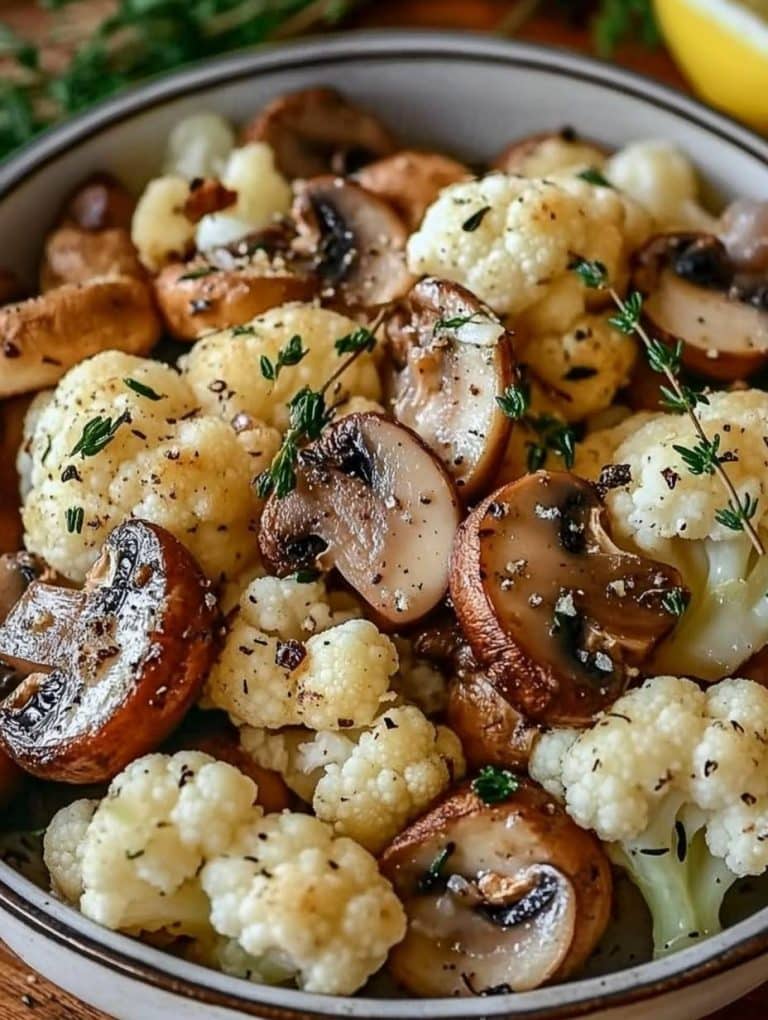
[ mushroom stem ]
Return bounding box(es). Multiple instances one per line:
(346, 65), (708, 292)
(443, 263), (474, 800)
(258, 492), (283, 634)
(0, 584), (85, 675)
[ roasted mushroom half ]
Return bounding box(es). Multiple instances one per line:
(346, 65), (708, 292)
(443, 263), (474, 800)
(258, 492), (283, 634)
(381, 780), (612, 996)
(451, 472), (685, 725)
(447, 672), (538, 770)
(0, 519), (218, 783)
(385, 277), (515, 501)
(259, 412), (461, 626)
(633, 232), (768, 380)
(292, 176), (413, 307)
(242, 86), (396, 179)
(354, 151), (470, 231)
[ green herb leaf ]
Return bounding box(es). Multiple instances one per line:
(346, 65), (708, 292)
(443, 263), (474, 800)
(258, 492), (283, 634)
(432, 312), (488, 333)
(593, 0), (660, 57)
(289, 386), (330, 441)
(471, 766), (520, 805)
(577, 167), (613, 188)
(673, 435), (722, 477)
(417, 842), (455, 893)
(178, 265), (216, 281)
(570, 256), (608, 290)
(261, 334), (307, 382)
(608, 290), (643, 335)
(462, 205), (491, 232)
(260, 355), (276, 381)
(65, 505), (84, 535)
(527, 414), (577, 470)
(124, 377), (164, 401)
(70, 412), (130, 459)
(496, 382), (530, 421)
(659, 382), (709, 415)
(715, 492), (759, 533)
(335, 327), (376, 355)
(646, 337), (683, 375)
(293, 568), (321, 584)
(661, 587), (688, 617)
(526, 441), (548, 473)
(231, 324), (256, 337)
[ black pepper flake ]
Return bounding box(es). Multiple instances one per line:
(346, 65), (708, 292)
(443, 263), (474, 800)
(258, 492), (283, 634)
(61, 464), (82, 483)
(383, 716), (398, 730)
(661, 467), (680, 490)
(275, 638), (307, 671)
(461, 205), (491, 231)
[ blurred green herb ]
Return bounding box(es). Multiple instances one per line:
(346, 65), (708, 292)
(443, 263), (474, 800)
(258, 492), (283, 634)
(0, 0), (360, 161)
(592, 0), (660, 56)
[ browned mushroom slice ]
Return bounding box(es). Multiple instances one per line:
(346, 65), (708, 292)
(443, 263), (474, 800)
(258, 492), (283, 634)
(242, 86), (396, 179)
(447, 672), (538, 770)
(451, 471), (685, 725)
(354, 151), (470, 230)
(380, 780), (612, 996)
(492, 128), (608, 176)
(633, 232), (768, 381)
(0, 519), (218, 783)
(385, 277), (514, 501)
(259, 413), (460, 625)
(292, 177), (413, 307)
(64, 172), (136, 231)
(154, 253), (317, 341)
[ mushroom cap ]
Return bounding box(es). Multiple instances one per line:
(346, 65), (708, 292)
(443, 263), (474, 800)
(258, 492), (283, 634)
(354, 151), (470, 231)
(259, 412), (461, 626)
(385, 277), (515, 501)
(40, 226), (145, 291)
(450, 471), (686, 725)
(0, 519), (219, 783)
(446, 671), (538, 770)
(292, 176), (413, 307)
(633, 232), (768, 381)
(241, 86), (396, 179)
(380, 780), (612, 996)
(63, 172), (136, 232)
(0, 276), (162, 399)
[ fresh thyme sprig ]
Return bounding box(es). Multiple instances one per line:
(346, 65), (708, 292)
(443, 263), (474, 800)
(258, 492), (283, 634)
(69, 412), (131, 459)
(260, 333), (307, 382)
(496, 381), (577, 471)
(571, 257), (765, 556)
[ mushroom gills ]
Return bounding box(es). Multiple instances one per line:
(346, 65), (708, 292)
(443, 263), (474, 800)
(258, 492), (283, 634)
(259, 412), (461, 625)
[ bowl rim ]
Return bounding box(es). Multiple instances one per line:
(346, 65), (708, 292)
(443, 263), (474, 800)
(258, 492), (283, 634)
(2, 28), (768, 1019)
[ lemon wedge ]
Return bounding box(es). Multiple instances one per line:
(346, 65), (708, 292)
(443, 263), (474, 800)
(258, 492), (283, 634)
(654, 0), (768, 131)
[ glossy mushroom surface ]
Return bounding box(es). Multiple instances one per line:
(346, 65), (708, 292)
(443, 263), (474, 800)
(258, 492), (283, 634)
(450, 472), (685, 724)
(354, 151), (470, 230)
(385, 277), (515, 501)
(633, 232), (768, 380)
(381, 781), (612, 996)
(0, 519), (218, 783)
(259, 412), (461, 626)
(242, 86), (396, 179)
(447, 671), (538, 770)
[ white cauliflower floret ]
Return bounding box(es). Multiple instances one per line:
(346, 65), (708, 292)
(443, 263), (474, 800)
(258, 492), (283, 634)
(530, 675), (768, 958)
(131, 175), (197, 271)
(504, 134), (607, 177)
(180, 303), (381, 431)
(195, 142), (292, 251)
(605, 140), (716, 231)
(242, 706), (465, 852)
(163, 112), (236, 180)
(206, 575), (396, 730)
(390, 636), (449, 717)
(21, 351), (261, 583)
(407, 173), (642, 318)
(44, 752), (257, 934)
(43, 799), (98, 904)
(521, 313), (637, 423)
(200, 811), (406, 995)
(572, 410), (656, 480)
(604, 389), (768, 679)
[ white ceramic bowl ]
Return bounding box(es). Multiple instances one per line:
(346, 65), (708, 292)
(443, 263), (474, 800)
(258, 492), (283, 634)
(1, 30), (768, 1020)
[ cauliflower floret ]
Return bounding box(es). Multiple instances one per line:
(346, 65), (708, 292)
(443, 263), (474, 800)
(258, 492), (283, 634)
(572, 410), (657, 480)
(603, 390), (768, 679)
(131, 175), (197, 271)
(17, 389), (53, 500)
(206, 575), (396, 730)
(201, 811), (406, 995)
(180, 303), (381, 431)
(21, 351), (261, 584)
(605, 140), (716, 231)
(504, 134), (607, 178)
(44, 752), (257, 934)
(390, 635), (449, 717)
(163, 112), (236, 180)
(530, 675), (768, 957)
(521, 313), (637, 423)
(195, 142), (292, 251)
(242, 706), (465, 852)
(407, 173), (642, 318)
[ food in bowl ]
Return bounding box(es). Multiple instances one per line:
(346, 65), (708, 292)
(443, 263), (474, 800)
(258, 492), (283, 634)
(1, 84), (768, 999)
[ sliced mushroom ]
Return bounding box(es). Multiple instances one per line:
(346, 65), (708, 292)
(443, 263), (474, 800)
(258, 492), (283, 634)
(154, 249), (317, 341)
(633, 232), (768, 381)
(63, 172), (136, 231)
(719, 198), (768, 273)
(492, 128), (608, 176)
(242, 86), (396, 179)
(354, 151), (470, 230)
(0, 519), (218, 783)
(447, 672), (538, 770)
(380, 780), (612, 996)
(384, 277), (515, 500)
(0, 395), (30, 554)
(259, 412), (461, 626)
(451, 472), (685, 725)
(292, 177), (413, 307)
(0, 276), (162, 399)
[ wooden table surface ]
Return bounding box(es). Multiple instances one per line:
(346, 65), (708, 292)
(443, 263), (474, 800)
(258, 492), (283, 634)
(0, 1), (765, 1017)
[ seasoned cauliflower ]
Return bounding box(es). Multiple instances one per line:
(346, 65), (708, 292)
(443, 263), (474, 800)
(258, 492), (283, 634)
(131, 175), (197, 271)
(603, 389), (768, 679)
(163, 112), (236, 180)
(21, 351), (262, 584)
(200, 811), (406, 995)
(522, 313), (638, 423)
(45, 752), (256, 933)
(530, 675), (768, 956)
(205, 575), (397, 730)
(195, 142), (292, 251)
(572, 410), (656, 480)
(605, 140), (716, 231)
(241, 705), (466, 852)
(180, 303), (382, 431)
(407, 173), (646, 319)
(502, 134), (607, 178)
